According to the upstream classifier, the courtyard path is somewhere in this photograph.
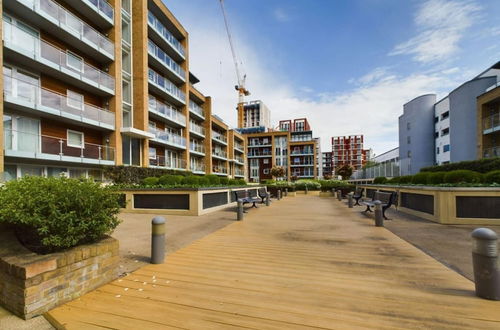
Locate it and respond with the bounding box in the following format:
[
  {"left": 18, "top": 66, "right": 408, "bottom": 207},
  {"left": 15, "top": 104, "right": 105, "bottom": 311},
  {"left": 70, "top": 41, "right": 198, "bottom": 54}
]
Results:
[{"left": 47, "top": 195, "right": 500, "bottom": 329}]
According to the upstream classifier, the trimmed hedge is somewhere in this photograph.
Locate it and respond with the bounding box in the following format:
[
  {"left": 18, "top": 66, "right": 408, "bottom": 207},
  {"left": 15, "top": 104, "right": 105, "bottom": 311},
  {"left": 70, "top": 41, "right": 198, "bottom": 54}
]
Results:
[
  {"left": 420, "top": 158, "right": 500, "bottom": 174},
  {"left": 138, "top": 174, "right": 246, "bottom": 188},
  {"left": 398, "top": 176, "right": 413, "bottom": 184},
  {"left": 104, "top": 166, "right": 188, "bottom": 185},
  {"left": 427, "top": 172, "right": 446, "bottom": 184},
  {"left": 443, "top": 170, "right": 482, "bottom": 184},
  {"left": 373, "top": 177, "right": 388, "bottom": 184},
  {"left": 411, "top": 172, "right": 430, "bottom": 184},
  {"left": 484, "top": 170, "right": 500, "bottom": 184}
]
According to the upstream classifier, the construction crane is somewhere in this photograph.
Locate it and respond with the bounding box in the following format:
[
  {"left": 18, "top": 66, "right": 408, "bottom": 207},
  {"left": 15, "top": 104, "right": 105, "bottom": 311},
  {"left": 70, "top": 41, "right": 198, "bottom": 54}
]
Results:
[{"left": 219, "top": 0, "right": 250, "bottom": 105}]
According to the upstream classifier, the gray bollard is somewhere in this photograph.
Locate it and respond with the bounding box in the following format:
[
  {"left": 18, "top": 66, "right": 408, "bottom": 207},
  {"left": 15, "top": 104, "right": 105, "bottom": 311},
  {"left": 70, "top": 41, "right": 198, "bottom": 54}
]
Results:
[
  {"left": 266, "top": 192, "right": 270, "bottom": 206},
  {"left": 237, "top": 199, "right": 244, "bottom": 221},
  {"left": 374, "top": 201, "right": 383, "bottom": 227},
  {"left": 337, "top": 190, "right": 342, "bottom": 201},
  {"left": 151, "top": 216, "right": 166, "bottom": 264},
  {"left": 277, "top": 189, "right": 282, "bottom": 200},
  {"left": 348, "top": 193, "right": 353, "bottom": 208},
  {"left": 284, "top": 188, "right": 288, "bottom": 197},
  {"left": 471, "top": 228, "right": 499, "bottom": 300},
  {"left": 305, "top": 186, "right": 308, "bottom": 194}
]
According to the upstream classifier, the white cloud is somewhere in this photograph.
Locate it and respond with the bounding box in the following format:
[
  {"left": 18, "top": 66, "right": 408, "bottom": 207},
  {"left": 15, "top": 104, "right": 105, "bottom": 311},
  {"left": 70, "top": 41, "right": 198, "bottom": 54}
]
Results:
[
  {"left": 273, "top": 7, "right": 290, "bottom": 22},
  {"left": 185, "top": 14, "right": 461, "bottom": 155},
  {"left": 390, "top": 0, "right": 481, "bottom": 63}
]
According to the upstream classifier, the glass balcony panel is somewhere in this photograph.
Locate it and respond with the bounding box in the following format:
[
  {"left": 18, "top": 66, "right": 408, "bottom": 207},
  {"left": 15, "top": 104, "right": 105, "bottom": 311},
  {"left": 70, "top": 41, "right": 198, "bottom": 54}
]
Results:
[
  {"left": 148, "top": 40, "right": 185, "bottom": 80},
  {"left": 147, "top": 11, "right": 185, "bottom": 57},
  {"left": 148, "top": 68, "right": 185, "bottom": 103},
  {"left": 189, "top": 101, "right": 205, "bottom": 118}
]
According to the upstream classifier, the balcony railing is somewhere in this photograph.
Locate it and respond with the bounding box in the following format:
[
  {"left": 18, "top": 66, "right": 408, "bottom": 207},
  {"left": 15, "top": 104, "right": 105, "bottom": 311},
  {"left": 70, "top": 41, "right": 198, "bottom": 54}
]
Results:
[
  {"left": 86, "top": 0, "right": 114, "bottom": 21},
  {"left": 212, "top": 149, "right": 227, "bottom": 159},
  {"left": 149, "top": 156, "right": 186, "bottom": 169},
  {"left": 291, "top": 149, "right": 314, "bottom": 155},
  {"left": 4, "top": 129, "right": 114, "bottom": 162},
  {"left": 212, "top": 165, "right": 228, "bottom": 174},
  {"left": 149, "top": 128, "right": 186, "bottom": 148},
  {"left": 212, "top": 131, "right": 227, "bottom": 143},
  {"left": 248, "top": 140, "right": 271, "bottom": 147},
  {"left": 188, "top": 101, "right": 205, "bottom": 118},
  {"left": 248, "top": 150, "right": 272, "bottom": 157},
  {"left": 147, "top": 39, "right": 185, "bottom": 80},
  {"left": 3, "top": 20, "right": 115, "bottom": 93},
  {"left": 235, "top": 168, "right": 245, "bottom": 177},
  {"left": 190, "top": 162, "right": 205, "bottom": 173},
  {"left": 147, "top": 11, "right": 185, "bottom": 58},
  {"left": 148, "top": 68, "right": 185, "bottom": 104},
  {"left": 4, "top": 75, "right": 114, "bottom": 128},
  {"left": 148, "top": 95, "right": 185, "bottom": 126},
  {"left": 483, "top": 113, "right": 500, "bottom": 132},
  {"left": 291, "top": 162, "right": 314, "bottom": 166},
  {"left": 235, "top": 156, "right": 244, "bottom": 164},
  {"left": 189, "top": 143, "right": 205, "bottom": 154},
  {"left": 483, "top": 146, "right": 499, "bottom": 159},
  {"left": 234, "top": 143, "right": 244, "bottom": 152},
  {"left": 20, "top": 0, "right": 114, "bottom": 58},
  {"left": 189, "top": 121, "right": 206, "bottom": 136}
]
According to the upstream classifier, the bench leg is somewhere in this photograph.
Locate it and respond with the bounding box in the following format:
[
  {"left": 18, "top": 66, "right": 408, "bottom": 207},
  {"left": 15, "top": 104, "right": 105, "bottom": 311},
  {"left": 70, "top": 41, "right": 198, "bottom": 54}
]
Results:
[
  {"left": 354, "top": 198, "right": 361, "bottom": 206},
  {"left": 363, "top": 206, "right": 372, "bottom": 213},
  {"left": 382, "top": 207, "right": 390, "bottom": 220},
  {"left": 252, "top": 202, "right": 258, "bottom": 208}
]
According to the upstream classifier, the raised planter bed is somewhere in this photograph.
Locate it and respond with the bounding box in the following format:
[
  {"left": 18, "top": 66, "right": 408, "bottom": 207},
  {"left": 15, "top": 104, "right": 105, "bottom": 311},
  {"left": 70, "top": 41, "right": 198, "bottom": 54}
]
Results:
[
  {"left": 357, "top": 184, "right": 500, "bottom": 225},
  {"left": 120, "top": 186, "right": 265, "bottom": 216},
  {"left": 0, "top": 227, "right": 119, "bottom": 319}
]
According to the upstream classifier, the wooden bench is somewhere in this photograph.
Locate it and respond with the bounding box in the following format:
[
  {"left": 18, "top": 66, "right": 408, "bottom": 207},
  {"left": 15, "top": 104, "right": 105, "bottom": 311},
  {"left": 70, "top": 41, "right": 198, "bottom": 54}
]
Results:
[
  {"left": 361, "top": 191, "right": 397, "bottom": 220},
  {"left": 257, "top": 187, "right": 268, "bottom": 203},
  {"left": 352, "top": 188, "right": 364, "bottom": 206},
  {"left": 234, "top": 190, "right": 260, "bottom": 210}
]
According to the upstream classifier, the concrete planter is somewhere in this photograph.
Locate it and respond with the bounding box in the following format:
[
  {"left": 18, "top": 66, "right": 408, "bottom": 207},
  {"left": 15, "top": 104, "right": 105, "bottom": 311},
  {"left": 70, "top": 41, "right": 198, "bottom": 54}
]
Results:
[
  {"left": 358, "top": 184, "right": 500, "bottom": 225},
  {"left": 287, "top": 191, "right": 297, "bottom": 197},
  {"left": 296, "top": 190, "right": 320, "bottom": 196},
  {"left": 0, "top": 229, "right": 119, "bottom": 319},
  {"left": 319, "top": 191, "right": 334, "bottom": 197}
]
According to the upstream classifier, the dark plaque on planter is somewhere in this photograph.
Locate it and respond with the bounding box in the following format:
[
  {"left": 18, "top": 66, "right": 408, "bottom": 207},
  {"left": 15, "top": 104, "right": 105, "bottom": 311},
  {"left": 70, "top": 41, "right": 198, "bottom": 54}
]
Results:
[
  {"left": 400, "top": 192, "right": 434, "bottom": 215},
  {"left": 203, "top": 192, "right": 228, "bottom": 209},
  {"left": 134, "top": 194, "right": 190, "bottom": 210},
  {"left": 456, "top": 196, "right": 500, "bottom": 219}
]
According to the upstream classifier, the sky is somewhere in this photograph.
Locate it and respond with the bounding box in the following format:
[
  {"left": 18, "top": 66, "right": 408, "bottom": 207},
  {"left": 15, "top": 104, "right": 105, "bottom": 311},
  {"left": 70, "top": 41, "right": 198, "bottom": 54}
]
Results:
[{"left": 165, "top": 0, "right": 500, "bottom": 156}]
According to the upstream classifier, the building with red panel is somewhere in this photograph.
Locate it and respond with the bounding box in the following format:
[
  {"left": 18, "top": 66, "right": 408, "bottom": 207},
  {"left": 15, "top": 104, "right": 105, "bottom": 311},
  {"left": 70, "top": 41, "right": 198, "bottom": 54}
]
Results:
[{"left": 331, "top": 135, "right": 369, "bottom": 172}]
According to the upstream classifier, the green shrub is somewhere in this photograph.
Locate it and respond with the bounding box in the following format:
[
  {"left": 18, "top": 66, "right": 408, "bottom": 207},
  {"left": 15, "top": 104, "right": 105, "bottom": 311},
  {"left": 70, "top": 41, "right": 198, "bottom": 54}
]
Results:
[
  {"left": 206, "top": 174, "right": 220, "bottom": 185},
  {"left": 236, "top": 179, "right": 247, "bottom": 186},
  {"left": 142, "top": 177, "right": 159, "bottom": 186},
  {"left": 411, "top": 173, "right": 430, "bottom": 184},
  {"left": 182, "top": 175, "right": 200, "bottom": 185},
  {"left": 0, "top": 177, "right": 121, "bottom": 254},
  {"left": 443, "top": 170, "right": 482, "bottom": 184},
  {"left": 387, "top": 177, "right": 400, "bottom": 184},
  {"left": 484, "top": 170, "right": 500, "bottom": 184},
  {"left": 399, "top": 176, "right": 413, "bottom": 184},
  {"left": 103, "top": 166, "right": 187, "bottom": 184},
  {"left": 373, "top": 177, "right": 388, "bottom": 184},
  {"left": 420, "top": 158, "right": 500, "bottom": 174},
  {"left": 295, "top": 179, "right": 321, "bottom": 191},
  {"left": 219, "top": 177, "right": 229, "bottom": 186},
  {"left": 158, "top": 175, "right": 176, "bottom": 186},
  {"left": 427, "top": 172, "right": 446, "bottom": 185},
  {"left": 198, "top": 177, "right": 210, "bottom": 186}
]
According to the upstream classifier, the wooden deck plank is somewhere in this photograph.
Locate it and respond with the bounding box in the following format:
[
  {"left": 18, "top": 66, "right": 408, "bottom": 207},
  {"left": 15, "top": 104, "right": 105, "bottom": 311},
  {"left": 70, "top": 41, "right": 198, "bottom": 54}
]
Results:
[{"left": 47, "top": 196, "right": 500, "bottom": 329}]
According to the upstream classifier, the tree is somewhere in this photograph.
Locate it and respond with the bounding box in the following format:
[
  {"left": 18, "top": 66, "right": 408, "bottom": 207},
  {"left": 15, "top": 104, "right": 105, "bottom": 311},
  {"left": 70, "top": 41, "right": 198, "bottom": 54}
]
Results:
[
  {"left": 336, "top": 164, "right": 354, "bottom": 180},
  {"left": 270, "top": 166, "right": 285, "bottom": 179}
]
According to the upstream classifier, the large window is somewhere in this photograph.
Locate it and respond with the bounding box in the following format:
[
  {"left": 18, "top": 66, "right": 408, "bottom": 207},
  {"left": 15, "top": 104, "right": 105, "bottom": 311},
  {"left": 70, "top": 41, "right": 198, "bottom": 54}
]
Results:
[{"left": 67, "top": 130, "right": 84, "bottom": 148}]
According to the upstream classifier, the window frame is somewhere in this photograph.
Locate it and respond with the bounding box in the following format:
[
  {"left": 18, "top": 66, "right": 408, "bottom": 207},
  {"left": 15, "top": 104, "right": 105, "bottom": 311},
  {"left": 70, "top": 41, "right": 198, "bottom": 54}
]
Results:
[
  {"left": 66, "top": 89, "right": 84, "bottom": 110},
  {"left": 66, "top": 51, "right": 84, "bottom": 72},
  {"left": 66, "top": 129, "right": 85, "bottom": 148}
]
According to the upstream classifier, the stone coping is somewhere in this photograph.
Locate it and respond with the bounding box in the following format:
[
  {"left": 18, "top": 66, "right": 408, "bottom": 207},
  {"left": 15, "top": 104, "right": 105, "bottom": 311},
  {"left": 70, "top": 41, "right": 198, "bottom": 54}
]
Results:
[
  {"left": 120, "top": 185, "right": 263, "bottom": 192},
  {"left": 358, "top": 184, "right": 500, "bottom": 192}
]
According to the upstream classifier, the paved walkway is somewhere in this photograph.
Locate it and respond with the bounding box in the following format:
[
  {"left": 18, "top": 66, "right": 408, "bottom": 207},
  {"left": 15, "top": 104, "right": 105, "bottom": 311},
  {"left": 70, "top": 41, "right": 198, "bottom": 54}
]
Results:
[{"left": 47, "top": 196, "right": 500, "bottom": 329}]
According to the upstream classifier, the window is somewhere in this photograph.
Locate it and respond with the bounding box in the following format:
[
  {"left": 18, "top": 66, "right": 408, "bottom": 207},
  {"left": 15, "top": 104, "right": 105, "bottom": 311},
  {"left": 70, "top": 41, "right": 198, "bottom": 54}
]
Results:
[
  {"left": 66, "top": 51, "right": 83, "bottom": 72},
  {"left": 122, "top": 79, "right": 131, "bottom": 104},
  {"left": 263, "top": 159, "right": 269, "bottom": 164},
  {"left": 441, "top": 111, "right": 449, "bottom": 120},
  {"left": 69, "top": 168, "right": 86, "bottom": 179},
  {"left": 434, "top": 116, "right": 439, "bottom": 123},
  {"left": 407, "top": 136, "right": 411, "bottom": 144},
  {"left": 67, "top": 90, "right": 83, "bottom": 110},
  {"left": 47, "top": 167, "right": 68, "bottom": 177},
  {"left": 67, "top": 130, "right": 84, "bottom": 148},
  {"left": 441, "top": 128, "right": 449, "bottom": 136},
  {"left": 407, "top": 150, "right": 411, "bottom": 158},
  {"left": 122, "top": 50, "right": 131, "bottom": 75},
  {"left": 436, "top": 147, "right": 440, "bottom": 154},
  {"left": 407, "top": 122, "right": 411, "bottom": 130},
  {"left": 443, "top": 144, "right": 450, "bottom": 152},
  {"left": 435, "top": 131, "right": 439, "bottom": 138},
  {"left": 149, "top": 147, "right": 157, "bottom": 159}
]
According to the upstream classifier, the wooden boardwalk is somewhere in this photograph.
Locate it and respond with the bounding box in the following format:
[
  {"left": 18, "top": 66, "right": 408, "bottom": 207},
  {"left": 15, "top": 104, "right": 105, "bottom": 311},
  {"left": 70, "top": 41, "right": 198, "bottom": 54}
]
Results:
[{"left": 47, "top": 196, "right": 500, "bottom": 329}]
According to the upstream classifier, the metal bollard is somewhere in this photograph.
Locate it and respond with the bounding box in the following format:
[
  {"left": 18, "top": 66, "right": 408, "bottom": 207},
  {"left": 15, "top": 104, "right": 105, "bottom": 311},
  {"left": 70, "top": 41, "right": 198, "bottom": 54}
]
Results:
[
  {"left": 374, "top": 201, "right": 384, "bottom": 227},
  {"left": 277, "top": 189, "right": 282, "bottom": 200},
  {"left": 151, "top": 216, "right": 166, "bottom": 264},
  {"left": 337, "top": 190, "right": 342, "bottom": 201},
  {"left": 284, "top": 188, "right": 288, "bottom": 197},
  {"left": 305, "top": 186, "right": 308, "bottom": 194},
  {"left": 237, "top": 199, "right": 244, "bottom": 221},
  {"left": 348, "top": 193, "right": 353, "bottom": 208},
  {"left": 471, "top": 228, "right": 499, "bottom": 300},
  {"left": 266, "top": 192, "right": 270, "bottom": 206}
]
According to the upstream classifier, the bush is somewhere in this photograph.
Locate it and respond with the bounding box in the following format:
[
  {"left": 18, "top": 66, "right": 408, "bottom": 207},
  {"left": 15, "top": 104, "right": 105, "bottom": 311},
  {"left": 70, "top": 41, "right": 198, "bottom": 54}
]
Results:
[
  {"left": 236, "top": 179, "right": 247, "bottom": 186},
  {"left": 399, "top": 176, "right": 413, "bottom": 184},
  {"left": 484, "top": 170, "right": 500, "bottom": 184},
  {"left": 387, "top": 177, "right": 400, "bottom": 184},
  {"left": 295, "top": 179, "right": 321, "bottom": 191},
  {"left": 206, "top": 174, "right": 220, "bottom": 185},
  {"left": 142, "top": 177, "right": 159, "bottom": 186},
  {"left": 182, "top": 175, "right": 200, "bottom": 185},
  {"left": 158, "top": 175, "right": 177, "bottom": 186},
  {"left": 198, "top": 177, "right": 210, "bottom": 186},
  {"left": 373, "top": 177, "right": 388, "bottom": 184},
  {"left": 103, "top": 166, "right": 187, "bottom": 184},
  {"left": 219, "top": 177, "right": 229, "bottom": 185},
  {"left": 0, "top": 177, "right": 121, "bottom": 254},
  {"left": 411, "top": 172, "right": 430, "bottom": 184},
  {"left": 420, "top": 158, "right": 500, "bottom": 174},
  {"left": 427, "top": 172, "right": 446, "bottom": 185},
  {"left": 443, "top": 170, "right": 483, "bottom": 184}
]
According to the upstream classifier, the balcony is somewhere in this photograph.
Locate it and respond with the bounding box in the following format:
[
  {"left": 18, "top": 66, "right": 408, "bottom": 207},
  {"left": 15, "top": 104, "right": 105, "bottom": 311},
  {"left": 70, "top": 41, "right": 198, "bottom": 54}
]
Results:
[
  {"left": 4, "top": 129, "right": 114, "bottom": 165},
  {"left": 212, "top": 131, "right": 227, "bottom": 145},
  {"left": 483, "top": 113, "right": 500, "bottom": 135},
  {"left": 190, "top": 162, "right": 205, "bottom": 174},
  {"left": 189, "top": 121, "right": 206, "bottom": 138},
  {"left": 189, "top": 143, "right": 205, "bottom": 156},
  {"left": 4, "top": 75, "right": 114, "bottom": 130},
  {"left": 248, "top": 140, "right": 272, "bottom": 147},
  {"left": 212, "top": 165, "right": 228, "bottom": 176},
  {"left": 234, "top": 156, "right": 244, "bottom": 164},
  {"left": 483, "top": 146, "right": 499, "bottom": 159},
  {"left": 148, "top": 68, "right": 185, "bottom": 105},
  {"left": 3, "top": 20, "right": 115, "bottom": 95},
  {"left": 149, "top": 156, "right": 186, "bottom": 170},
  {"left": 149, "top": 128, "right": 186, "bottom": 149},
  {"left": 212, "top": 149, "right": 227, "bottom": 160},
  {"left": 248, "top": 150, "right": 272, "bottom": 158},
  {"left": 59, "top": 0, "right": 114, "bottom": 28},
  {"left": 6, "top": 0, "right": 114, "bottom": 62},
  {"left": 234, "top": 143, "right": 244, "bottom": 153},
  {"left": 148, "top": 39, "right": 185, "bottom": 84},
  {"left": 148, "top": 95, "right": 186, "bottom": 127},
  {"left": 147, "top": 11, "right": 185, "bottom": 61},
  {"left": 234, "top": 168, "right": 245, "bottom": 177},
  {"left": 292, "top": 170, "right": 314, "bottom": 178},
  {"left": 291, "top": 149, "right": 314, "bottom": 156},
  {"left": 291, "top": 162, "right": 315, "bottom": 167},
  {"left": 189, "top": 101, "right": 205, "bottom": 120}
]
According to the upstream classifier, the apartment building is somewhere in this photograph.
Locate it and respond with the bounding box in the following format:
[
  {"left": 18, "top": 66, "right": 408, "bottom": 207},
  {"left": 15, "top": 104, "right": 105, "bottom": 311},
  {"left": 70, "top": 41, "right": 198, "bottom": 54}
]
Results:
[
  {"left": 331, "top": 135, "right": 369, "bottom": 172},
  {"left": 314, "top": 137, "right": 322, "bottom": 179},
  {"left": 477, "top": 64, "right": 500, "bottom": 159},
  {"left": 322, "top": 152, "right": 333, "bottom": 178},
  {"left": 228, "top": 129, "right": 246, "bottom": 179},
  {"left": 284, "top": 119, "right": 317, "bottom": 180},
  {"left": 237, "top": 100, "right": 271, "bottom": 133},
  {"left": 1, "top": 0, "right": 244, "bottom": 180}
]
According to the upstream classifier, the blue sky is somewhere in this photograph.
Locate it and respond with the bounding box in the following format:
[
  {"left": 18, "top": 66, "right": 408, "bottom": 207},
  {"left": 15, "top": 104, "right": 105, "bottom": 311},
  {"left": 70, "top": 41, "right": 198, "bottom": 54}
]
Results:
[{"left": 166, "top": 0, "right": 500, "bottom": 155}]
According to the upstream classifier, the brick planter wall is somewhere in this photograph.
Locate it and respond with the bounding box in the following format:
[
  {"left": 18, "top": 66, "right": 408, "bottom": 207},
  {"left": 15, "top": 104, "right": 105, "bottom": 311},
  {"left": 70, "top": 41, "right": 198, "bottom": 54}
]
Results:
[{"left": 0, "top": 228, "right": 119, "bottom": 319}]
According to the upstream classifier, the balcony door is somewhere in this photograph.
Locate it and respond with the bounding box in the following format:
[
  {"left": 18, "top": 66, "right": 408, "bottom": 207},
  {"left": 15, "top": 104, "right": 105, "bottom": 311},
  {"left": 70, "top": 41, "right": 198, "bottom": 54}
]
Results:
[
  {"left": 3, "top": 14, "right": 40, "bottom": 55},
  {"left": 3, "top": 66, "right": 40, "bottom": 103},
  {"left": 4, "top": 115, "right": 40, "bottom": 153}
]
